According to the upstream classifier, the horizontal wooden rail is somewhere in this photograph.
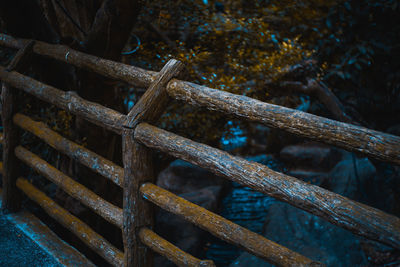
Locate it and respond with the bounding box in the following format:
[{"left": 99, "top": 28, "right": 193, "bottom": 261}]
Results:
[
  {"left": 139, "top": 227, "right": 216, "bottom": 267},
  {"left": 134, "top": 123, "right": 400, "bottom": 249},
  {"left": 0, "top": 66, "right": 125, "bottom": 134},
  {"left": 1, "top": 33, "right": 398, "bottom": 165},
  {"left": 13, "top": 113, "right": 123, "bottom": 187},
  {"left": 8, "top": 120, "right": 213, "bottom": 266},
  {"left": 15, "top": 146, "right": 123, "bottom": 228},
  {"left": 140, "top": 183, "right": 322, "bottom": 267},
  {"left": 0, "top": 33, "right": 156, "bottom": 87},
  {"left": 16, "top": 177, "right": 123, "bottom": 266},
  {"left": 167, "top": 80, "right": 400, "bottom": 165}
]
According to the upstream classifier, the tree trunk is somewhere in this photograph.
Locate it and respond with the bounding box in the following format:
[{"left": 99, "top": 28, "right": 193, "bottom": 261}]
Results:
[{"left": 0, "top": 0, "right": 141, "bottom": 261}]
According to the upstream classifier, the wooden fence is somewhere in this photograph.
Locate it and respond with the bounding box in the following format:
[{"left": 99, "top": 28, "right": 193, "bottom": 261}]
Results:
[{"left": 0, "top": 33, "right": 400, "bottom": 267}]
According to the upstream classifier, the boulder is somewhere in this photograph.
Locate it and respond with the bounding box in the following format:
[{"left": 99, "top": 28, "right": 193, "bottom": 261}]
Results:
[
  {"left": 230, "top": 202, "right": 367, "bottom": 267},
  {"left": 156, "top": 159, "right": 226, "bottom": 195},
  {"left": 280, "top": 142, "right": 341, "bottom": 171},
  {"left": 231, "top": 153, "right": 379, "bottom": 267},
  {"left": 322, "top": 152, "right": 376, "bottom": 199}
]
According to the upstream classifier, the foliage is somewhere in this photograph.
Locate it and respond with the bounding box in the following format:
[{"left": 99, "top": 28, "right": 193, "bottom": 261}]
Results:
[
  {"left": 127, "top": 0, "right": 317, "bottom": 147},
  {"left": 121, "top": 0, "right": 400, "bottom": 149}
]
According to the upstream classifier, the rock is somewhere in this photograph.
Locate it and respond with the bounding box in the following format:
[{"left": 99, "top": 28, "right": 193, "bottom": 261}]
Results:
[
  {"left": 154, "top": 160, "right": 227, "bottom": 266},
  {"left": 230, "top": 202, "right": 368, "bottom": 267},
  {"left": 322, "top": 152, "right": 376, "bottom": 199},
  {"left": 324, "top": 153, "right": 400, "bottom": 216},
  {"left": 231, "top": 153, "right": 379, "bottom": 267},
  {"left": 156, "top": 159, "right": 226, "bottom": 195},
  {"left": 280, "top": 142, "right": 341, "bottom": 171}
]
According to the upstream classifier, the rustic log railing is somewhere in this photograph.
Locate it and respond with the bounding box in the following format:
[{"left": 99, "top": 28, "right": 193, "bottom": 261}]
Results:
[
  {"left": 2, "top": 33, "right": 399, "bottom": 165},
  {"left": 0, "top": 33, "right": 400, "bottom": 266}
]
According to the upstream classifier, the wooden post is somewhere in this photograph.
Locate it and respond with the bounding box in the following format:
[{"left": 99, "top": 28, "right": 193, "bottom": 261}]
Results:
[
  {"left": 122, "top": 59, "right": 184, "bottom": 267},
  {"left": 1, "top": 41, "right": 34, "bottom": 212}
]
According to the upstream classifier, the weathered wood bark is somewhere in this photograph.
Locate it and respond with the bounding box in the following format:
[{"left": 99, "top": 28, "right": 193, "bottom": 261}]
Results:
[
  {"left": 13, "top": 113, "right": 124, "bottom": 187},
  {"left": 279, "top": 78, "right": 353, "bottom": 123},
  {"left": 1, "top": 41, "right": 34, "bottom": 212},
  {"left": 167, "top": 80, "right": 400, "bottom": 165},
  {"left": 122, "top": 130, "right": 153, "bottom": 267},
  {"left": 140, "top": 183, "right": 322, "bottom": 267},
  {"left": 0, "top": 66, "right": 125, "bottom": 134},
  {"left": 138, "top": 227, "right": 216, "bottom": 267},
  {"left": 1, "top": 1, "right": 142, "bottom": 246},
  {"left": 124, "top": 59, "right": 185, "bottom": 128},
  {"left": 15, "top": 146, "right": 123, "bottom": 228},
  {"left": 134, "top": 123, "right": 400, "bottom": 250},
  {"left": 72, "top": 1, "right": 142, "bottom": 213},
  {"left": 2, "top": 33, "right": 396, "bottom": 165},
  {"left": 1, "top": 3, "right": 142, "bottom": 263},
  {"left": 12, "top": 113, "right": 223, "bottom": 266},
  {"left": 16, "top": 178, "right": 123, "bottom": 266},
  {"left": 0, "top": 33, "right": 155, "bottom": 87},
  {"left": 122, "top": 59, "right": 184, "bottom": 267}
]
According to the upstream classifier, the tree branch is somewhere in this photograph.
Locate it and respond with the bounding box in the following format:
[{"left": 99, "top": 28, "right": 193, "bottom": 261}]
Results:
[
  {"left": 84, "top": 0, "right": 142, "bottom": 60},
  {"left": 279, "top": 79, "right": 353, "bottom": 123}
]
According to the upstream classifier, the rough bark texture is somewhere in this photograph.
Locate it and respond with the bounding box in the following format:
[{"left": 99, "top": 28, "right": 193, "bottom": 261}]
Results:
[
  {"left": 140, "top": 183, "right": 322, "bottom": 267},
  {"left": 0, "top": 66, "right": 125, "bottom": 134},
  {"left": 13, "top": 113, "right": 124, "bottom": 187},
  {"left": 13, "top": 112, "right": 222, "bottom": 266},
  {"left": 139, "top": 227, "right": 216, "bottom": 267},
  {"left": 167, "top": 80, "right": 400, "bottom": 165},
  {"left": 1, "top": 2, "right": 142, "bottom": 252},
  {"left": 122, "top": 59, "right": 184, "bottom": 267},
  {"left": 15, "top": 146, "right": 123, "bottom": 229},
  {"left": 72, "top": 0, "right": 141, "bottom": 200},
  {"left": 1, "top": 41, "right": 35, "bottom": 212},
  {"left": 0, "top": 33, "right": 156, "bottom": 87},
  {"left": 134, "top": 123, "right": 400, "bottom": 250},
  {"left": 124, "top": 59, "right": 185, "bottom": 128},
  {"left": 122, "top": 130, "right": 154, "bottom": 267},
  {"left": 16, "top": 178, "right": 123, "bottom": 266}
]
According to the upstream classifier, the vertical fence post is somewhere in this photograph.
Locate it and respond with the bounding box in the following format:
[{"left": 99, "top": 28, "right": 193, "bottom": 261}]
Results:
[
  {"left": 1, "top": 41, "right": 34, "bottom": 212},
  {"left": 122, "top": 59, "right": 184, "bottom": 267}
]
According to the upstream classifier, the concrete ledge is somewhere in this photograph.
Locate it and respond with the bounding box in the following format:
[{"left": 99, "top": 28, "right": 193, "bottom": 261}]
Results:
[{"left": 1, "top": 188, "right": 96, "bottom": 266}]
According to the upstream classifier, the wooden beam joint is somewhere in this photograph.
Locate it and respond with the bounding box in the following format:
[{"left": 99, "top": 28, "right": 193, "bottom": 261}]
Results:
[{"left": 122, "top": 59, "right": 184, "bottom": 267}]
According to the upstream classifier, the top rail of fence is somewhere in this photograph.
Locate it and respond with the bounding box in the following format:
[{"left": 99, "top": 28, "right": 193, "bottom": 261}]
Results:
[{"left": 1, "top": 33, "right": 398, "bottom": 165}]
